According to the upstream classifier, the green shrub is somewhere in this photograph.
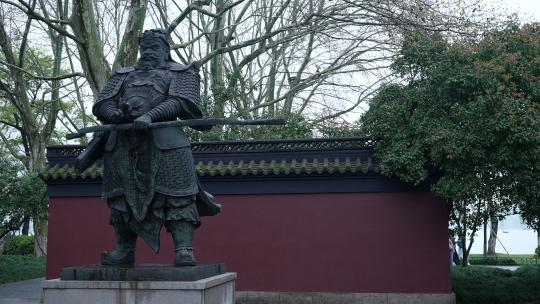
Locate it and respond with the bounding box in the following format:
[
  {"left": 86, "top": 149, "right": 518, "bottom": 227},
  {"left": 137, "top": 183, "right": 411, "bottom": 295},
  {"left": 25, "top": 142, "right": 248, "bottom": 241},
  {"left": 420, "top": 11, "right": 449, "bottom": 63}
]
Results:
[
  {"left": 535, "top": 246, "right": 540, "bottom": 258},
  {"left": 452, "top": 265, "right": 540, "bottom": 304},
  {"left": 3, "top": 235, "right": 35, "bottom": 255},
  {"left": 0, "top": 255, "right": 45, "bottom": 284},
  {"left": 469, "top": 256, "right": 517, "bottom": 266}
]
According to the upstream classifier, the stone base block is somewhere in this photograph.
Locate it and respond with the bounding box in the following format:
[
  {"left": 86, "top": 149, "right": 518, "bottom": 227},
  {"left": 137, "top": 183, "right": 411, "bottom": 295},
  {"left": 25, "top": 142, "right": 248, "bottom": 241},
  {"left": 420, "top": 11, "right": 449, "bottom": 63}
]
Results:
[
  {"left": 236, "top": 291, "right": 455, "bottom": 304},
  {"left": 61, "top": 264, "right": 225, "bottom": 281},
  {"left": 42, "top": 273, "right": 236, "bottom": 304}
]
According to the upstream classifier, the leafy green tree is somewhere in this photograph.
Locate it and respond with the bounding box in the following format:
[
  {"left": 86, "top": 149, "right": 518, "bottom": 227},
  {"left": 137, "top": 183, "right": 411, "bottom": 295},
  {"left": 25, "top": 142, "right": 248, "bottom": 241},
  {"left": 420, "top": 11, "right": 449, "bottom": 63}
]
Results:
[
  {"left": 520, "top": 201, "right": 540, "bottom": 248},
  {"left": 0, "top": 45, "right": 81, "bottom": 255},
  {"left": 362, "top": 24, "right": 540, "bottom": 265},
  {"left": 521, "top": 203, "right": 540, "bottom": 232},
  {"left": 0, "top": 157, "right": 47, "bottom": 242},
  {"left": 3, "top": 235, "right": 35, "bottom": 255},
  {"left": 316, "top": 119, "right": 364, "bottom": 138}
]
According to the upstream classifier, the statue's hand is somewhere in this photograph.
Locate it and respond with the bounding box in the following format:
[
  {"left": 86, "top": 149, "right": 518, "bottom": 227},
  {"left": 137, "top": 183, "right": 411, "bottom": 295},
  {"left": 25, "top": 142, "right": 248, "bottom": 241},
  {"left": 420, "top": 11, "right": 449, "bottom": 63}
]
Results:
[
  {"left": 133, "top": 114, "right": 152, "bottom": 129},
  {"left": 110, "top": 110, "right": 126, "bottom": 124}
]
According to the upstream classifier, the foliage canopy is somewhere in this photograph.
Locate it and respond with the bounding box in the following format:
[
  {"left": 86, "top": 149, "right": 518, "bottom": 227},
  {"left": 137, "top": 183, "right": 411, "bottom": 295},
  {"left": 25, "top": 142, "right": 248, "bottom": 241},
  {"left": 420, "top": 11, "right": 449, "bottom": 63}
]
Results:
[
  {"left": 364, "top": 23, "right": 540, "bottom": 206},
  {"left": 362, "top": 24, "right": 540, "bottom": 256},
  {"left": 0, "top": 157, "right": 47, "bottom": 240}
]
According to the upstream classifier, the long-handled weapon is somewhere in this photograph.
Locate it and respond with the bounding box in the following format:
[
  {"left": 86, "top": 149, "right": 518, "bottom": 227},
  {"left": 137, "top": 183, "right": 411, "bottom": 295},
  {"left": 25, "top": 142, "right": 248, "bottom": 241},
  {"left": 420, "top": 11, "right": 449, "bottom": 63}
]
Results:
[{"left": 66, "top": 118, "right": 286, "bottom": 140}]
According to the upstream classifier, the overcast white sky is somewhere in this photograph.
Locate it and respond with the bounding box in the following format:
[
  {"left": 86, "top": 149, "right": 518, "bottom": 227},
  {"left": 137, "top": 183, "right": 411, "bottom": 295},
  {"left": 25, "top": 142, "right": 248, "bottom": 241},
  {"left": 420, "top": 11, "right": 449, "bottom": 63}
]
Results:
[{"left": 500, "top": 0, "right": 540, "bottom": 22}]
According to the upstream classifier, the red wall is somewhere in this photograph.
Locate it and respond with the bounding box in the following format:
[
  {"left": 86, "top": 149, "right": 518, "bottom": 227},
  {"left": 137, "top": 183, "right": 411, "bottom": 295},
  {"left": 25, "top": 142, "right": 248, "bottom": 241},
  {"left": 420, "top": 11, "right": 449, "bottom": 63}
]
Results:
[{"left": 46, "top": 193, "right": 450, "bottom": 293}]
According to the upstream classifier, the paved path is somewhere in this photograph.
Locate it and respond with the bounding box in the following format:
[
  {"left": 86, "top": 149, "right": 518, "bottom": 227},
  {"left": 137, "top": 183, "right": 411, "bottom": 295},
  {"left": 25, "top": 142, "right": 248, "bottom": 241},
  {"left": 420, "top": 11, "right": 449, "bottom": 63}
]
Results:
[
  {"left": 0, "top": 278, "right": 42, "bottom": 304},
  {"left": 482, "top": 265, "right": 521, "bottom": 271}
]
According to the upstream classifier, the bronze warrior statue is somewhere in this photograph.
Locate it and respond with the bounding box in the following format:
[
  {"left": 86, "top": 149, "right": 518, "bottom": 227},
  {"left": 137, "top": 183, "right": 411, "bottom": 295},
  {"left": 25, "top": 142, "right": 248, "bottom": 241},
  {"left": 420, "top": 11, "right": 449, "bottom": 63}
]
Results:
[{"left": 85, "top": 29, "right": 221, "bottom": 266}]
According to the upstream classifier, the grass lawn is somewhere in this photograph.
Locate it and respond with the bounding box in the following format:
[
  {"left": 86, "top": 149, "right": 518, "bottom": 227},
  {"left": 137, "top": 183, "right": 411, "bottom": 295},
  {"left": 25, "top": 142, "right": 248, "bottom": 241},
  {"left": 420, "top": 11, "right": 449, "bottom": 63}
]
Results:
[
  {"left": 469, "top": 253, "right": 539, "bottom": 265},
  {"left": 0, "top": 255, "right": 46, "bottom": 284},
  {"left": 452, "top": 265, "right": 540, "bottom": 304},
  {"left": 470, "top": 253, "right": 535, "bottom": 258}
]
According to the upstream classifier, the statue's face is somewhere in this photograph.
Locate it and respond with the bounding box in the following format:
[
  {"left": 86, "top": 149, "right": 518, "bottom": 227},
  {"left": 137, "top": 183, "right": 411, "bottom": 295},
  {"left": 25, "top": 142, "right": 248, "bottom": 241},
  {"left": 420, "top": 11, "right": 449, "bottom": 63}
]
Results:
[{"left": 139, "top": 37, "right": 168, "bottom": 63}]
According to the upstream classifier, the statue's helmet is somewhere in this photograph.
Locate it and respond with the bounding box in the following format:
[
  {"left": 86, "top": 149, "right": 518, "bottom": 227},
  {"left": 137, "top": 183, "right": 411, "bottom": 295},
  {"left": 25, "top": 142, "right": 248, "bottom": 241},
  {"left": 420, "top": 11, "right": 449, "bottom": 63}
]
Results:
[
  {"left": 138, "top": 29, "right": 173, "bottom": 61},
  {"left": 139, "top": 29, "right": 170, "bottom": 48}
]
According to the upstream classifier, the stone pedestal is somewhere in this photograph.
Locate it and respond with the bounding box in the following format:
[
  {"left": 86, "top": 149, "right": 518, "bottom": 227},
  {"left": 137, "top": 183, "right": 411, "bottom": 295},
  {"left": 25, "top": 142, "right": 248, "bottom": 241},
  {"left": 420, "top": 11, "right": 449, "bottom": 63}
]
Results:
[
  {"left": 42, "top": 272, "right": 236, "bottom": 304},
  {"left": 61, "top": 264, "right": 226, "bottom": 281}
]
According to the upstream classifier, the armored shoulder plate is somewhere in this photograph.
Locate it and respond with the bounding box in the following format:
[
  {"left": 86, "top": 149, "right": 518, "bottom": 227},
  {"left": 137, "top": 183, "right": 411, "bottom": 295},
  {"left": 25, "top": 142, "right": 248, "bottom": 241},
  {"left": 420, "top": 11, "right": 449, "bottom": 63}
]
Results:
[
  {"left": 169, "top": 61, "right": 199, "bottom": 72},
  {"left": 95, "top": 72, "right": 129, "bottom": 104},
  {"left": 115, "top": 66, "right": 136, "bottom": 74},
  {"left": 169, "top": 61, "right": 201, "bottom": 107}
]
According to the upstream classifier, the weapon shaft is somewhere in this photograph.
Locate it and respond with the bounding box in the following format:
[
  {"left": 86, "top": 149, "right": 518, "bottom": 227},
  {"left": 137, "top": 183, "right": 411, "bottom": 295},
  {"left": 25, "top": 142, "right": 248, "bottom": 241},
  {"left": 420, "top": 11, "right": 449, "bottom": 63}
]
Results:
[{"left": 66, "top": 118, "right": 286, "bottom": 140}]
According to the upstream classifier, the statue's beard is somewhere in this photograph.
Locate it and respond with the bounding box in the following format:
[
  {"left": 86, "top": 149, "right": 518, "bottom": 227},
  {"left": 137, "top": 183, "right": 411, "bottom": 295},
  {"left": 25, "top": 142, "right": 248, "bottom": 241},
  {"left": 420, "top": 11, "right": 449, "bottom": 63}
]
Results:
[{"left": 137, "top": 53, "right": 166, "bottom": 69}]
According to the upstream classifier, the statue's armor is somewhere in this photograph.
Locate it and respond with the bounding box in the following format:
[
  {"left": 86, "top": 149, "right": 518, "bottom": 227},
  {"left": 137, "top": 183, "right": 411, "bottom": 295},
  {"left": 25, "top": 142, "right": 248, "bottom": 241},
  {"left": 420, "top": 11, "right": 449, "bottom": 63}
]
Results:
[
  {"left": 122, "top": 70, "right": 168, "bottom": 116},
  {"left": 92, "top": 62, "right": 220, "bottom": 252}
]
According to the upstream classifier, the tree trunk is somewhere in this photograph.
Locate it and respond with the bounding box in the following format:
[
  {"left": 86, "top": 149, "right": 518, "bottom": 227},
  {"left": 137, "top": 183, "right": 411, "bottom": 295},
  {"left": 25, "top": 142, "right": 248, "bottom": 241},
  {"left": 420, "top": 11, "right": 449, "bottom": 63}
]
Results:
[
  {"left": 21, "top": 219, "right": 30, "bottom": 235},
  {"left": 33, "top": 220, "right": 47, "bottom": 257},
  {"left": 488, "top": 216, "right": 498, "bottom": 255},
  {"left": 460, "top": 235, "right": 468, "bottom": 266},
  {"left": 459, "top": 203, "right": 468, "bottom": 266},
  {"left": 32, "top": 30, "right": 65, "bottom": 257},
  {"left": 210, "top": 0, "right": 226, "bottom": 118},
  {"left": 113, "top": 0, "right": 148, "bottom": 68},
  {"left": 483, "top": 216, "right": 487, "bottom": 256},
  {"left": 28, "top": 138, "right": 48, "bottom": 256},
  {"left": 70, "top": 0, "right": 112, "bottom": 95},
  {"left": 266, "top": 46, "right": 279, "bottom": 117}
]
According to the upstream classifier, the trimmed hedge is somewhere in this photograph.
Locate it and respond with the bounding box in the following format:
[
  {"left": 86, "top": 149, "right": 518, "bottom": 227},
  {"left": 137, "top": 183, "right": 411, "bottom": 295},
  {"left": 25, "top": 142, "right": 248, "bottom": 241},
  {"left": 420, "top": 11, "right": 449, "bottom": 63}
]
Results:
[
  {"left": 0, "top": 255, "right": 45, "bottom": 284},
  {"left": 452, "top": 265, "right": 540, "bottom": 304},
  {"left": 2, "top": 235, "right": 34, "bottom": 255},
  {"left": 469, "top": 256, "right": 517, "bottom": 266}
]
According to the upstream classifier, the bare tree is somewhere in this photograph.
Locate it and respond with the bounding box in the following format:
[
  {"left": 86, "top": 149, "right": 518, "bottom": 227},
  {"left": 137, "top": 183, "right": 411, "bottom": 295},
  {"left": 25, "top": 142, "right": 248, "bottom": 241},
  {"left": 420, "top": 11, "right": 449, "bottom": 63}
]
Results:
[
  {"left": 155, "top": 0, "right": 504, "bottom": 129},
  {"left": 2, "top": 0, "right": 505, "bottom": 124},
  {"left": 0, "top": 0, "right": 84, "bottom": 255}
]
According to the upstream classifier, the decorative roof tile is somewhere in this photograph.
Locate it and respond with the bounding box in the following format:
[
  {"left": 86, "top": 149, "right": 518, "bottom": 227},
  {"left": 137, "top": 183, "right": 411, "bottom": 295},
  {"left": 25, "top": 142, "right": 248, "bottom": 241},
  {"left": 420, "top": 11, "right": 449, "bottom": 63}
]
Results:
[
  {"left": 41, "top": 157, "right": 379, "bottom": 181},
  {"left": 42, "top": 137, "right": 377, "bottom": 181}
]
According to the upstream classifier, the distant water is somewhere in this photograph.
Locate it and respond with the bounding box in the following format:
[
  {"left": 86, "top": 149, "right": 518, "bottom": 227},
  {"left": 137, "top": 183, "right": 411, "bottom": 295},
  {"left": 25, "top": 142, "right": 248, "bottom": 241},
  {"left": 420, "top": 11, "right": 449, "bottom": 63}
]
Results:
[
  {"left": 467, "top": 214, "right": 538, "bottom": 254},
  {"left": 469, "top": 229, "right": 538, "bottom": 254}
]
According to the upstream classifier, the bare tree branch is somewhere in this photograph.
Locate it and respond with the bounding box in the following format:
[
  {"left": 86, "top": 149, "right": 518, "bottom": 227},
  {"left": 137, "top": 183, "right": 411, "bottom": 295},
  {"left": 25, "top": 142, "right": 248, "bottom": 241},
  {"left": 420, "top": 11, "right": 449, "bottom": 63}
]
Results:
[
  {"left": 0, "top": 60, "right": 84, "bottom": 80},
  {"left": 0, "top": 119, "right": 23, "bottom": 132},
  {"left": 0, "top": 0, "right": 82, "bottom": 42},
  {"left": 166, "top": 0, "right": 211, "bottom": 34}
]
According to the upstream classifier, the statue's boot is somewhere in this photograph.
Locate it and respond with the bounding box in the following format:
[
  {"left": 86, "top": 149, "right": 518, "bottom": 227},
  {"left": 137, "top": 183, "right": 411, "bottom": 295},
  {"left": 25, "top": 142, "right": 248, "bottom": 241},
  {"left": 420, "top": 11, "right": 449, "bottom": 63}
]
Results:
[
  {"left": 101, "top": 211, "right": 137, "bottom": 265},
  {"left": 167, "top": 221, "right": 196, "bottom": 267}
]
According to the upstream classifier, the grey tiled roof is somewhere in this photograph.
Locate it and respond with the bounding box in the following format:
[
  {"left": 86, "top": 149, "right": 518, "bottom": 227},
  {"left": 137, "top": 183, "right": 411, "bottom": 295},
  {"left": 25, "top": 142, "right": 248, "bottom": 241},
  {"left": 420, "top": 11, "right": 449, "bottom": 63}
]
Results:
[
  {"left": 42, "top": 137, "right": 377, "bottom": 181},
  {"left": 41, "top": 157, "right": 379, "bottom": 180}
]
